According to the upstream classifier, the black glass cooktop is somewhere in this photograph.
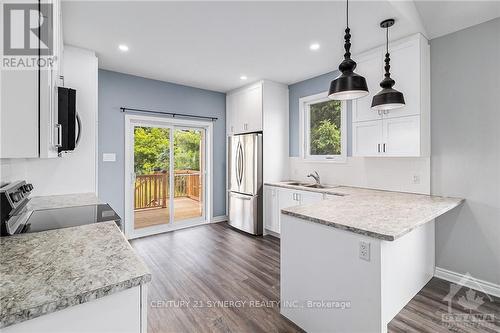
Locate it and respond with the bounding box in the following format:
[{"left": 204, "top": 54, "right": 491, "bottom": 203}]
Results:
[{"left": 24, "top": 204, "right": 121, "bottom": 233}]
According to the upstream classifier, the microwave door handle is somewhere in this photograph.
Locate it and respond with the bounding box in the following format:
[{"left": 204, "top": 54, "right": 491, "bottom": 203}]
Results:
[
  {"left": 55, "top": 123, "right": 62, "bottom": 147},
  {"left": 75, "top": 112, "right": 82, "bottom": 148}
]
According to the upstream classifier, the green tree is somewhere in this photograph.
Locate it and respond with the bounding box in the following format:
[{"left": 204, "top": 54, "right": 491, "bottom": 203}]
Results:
[
  {"left": 134, "top": 127, "right": 170, "bottom": 175},
  {"left": 174, "top": 130, "right": 201, "bottom": 171},
  {"left": 309, "top": 100, "right": 342, "bottom": 155},
  {"left": 134, "top": 127, "right": 202, "bottom": 175}
]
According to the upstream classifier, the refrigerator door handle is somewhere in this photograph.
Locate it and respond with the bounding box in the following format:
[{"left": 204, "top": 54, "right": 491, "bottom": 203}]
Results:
[
  {"left": 238, "top": 142, "right": 244, "bottom": 186},
  {"left": 235, "top": 141, "right": 241, "bottom": 187},
  {"left": 230, "top": 192, "right": 252, "bottom": 200}
]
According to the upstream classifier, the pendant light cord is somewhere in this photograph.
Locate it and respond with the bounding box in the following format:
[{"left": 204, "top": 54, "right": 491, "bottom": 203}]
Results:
[
  {"left": 343, "top": 0, "right": 351, "bottom": 61},
  {"left": 384, "top": 24, "right": 391, "bottom": 78},
  {"left": 346, "top": 0, "right": 349, "bottom": 28}
]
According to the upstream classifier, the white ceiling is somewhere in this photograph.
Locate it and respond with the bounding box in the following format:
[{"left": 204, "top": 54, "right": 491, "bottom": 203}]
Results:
[
  {"left": 62, "top": 1, "right": 500, "bottom": 92},
  {"left": 414, "top": 1, "right": 500, "bottom": 40}
]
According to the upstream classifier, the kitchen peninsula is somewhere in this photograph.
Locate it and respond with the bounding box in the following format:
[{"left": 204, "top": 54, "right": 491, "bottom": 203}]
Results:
[{"left": 276, "top": 184, "right": 463, "bottom": 333}]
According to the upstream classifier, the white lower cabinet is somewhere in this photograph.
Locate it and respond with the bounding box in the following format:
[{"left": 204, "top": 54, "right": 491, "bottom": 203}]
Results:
[
  {"left": 3, "top": 285, "right": 147, "bottom": 333},
  {"left": 264, "top": 186, "right": 324, "bottom": 235},
  {"left": 264, "top": 187, "right": 280, "bottom": 234}
]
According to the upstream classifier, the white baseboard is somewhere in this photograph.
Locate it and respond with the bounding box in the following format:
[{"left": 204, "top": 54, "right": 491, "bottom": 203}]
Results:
[
  {"left": 212, "top": 215, "right": 227, "bottom": 223},
  {"left": 264, "top": 229, "right": 280, "bottom": 238},
  {"left": 434, "top": 267, "right": 500, "bottom": 298}
]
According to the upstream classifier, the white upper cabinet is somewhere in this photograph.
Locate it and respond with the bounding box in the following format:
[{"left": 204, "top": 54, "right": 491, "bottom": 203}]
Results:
[
  {"left": 1, "top": 0, "right": 63, "bottom": 159},
  {"left": 383, "top": 115, "right": 420, "bottom": 156},
  {"left": 382, "top": 39, "right": 421, "bottom": 119},
  {"left": 352, "top": 120, "right": 383, "bottom": 157},
  {"left": 351, "top": 34, "right": 430, "bottom": 157},
  {"left": 352, "top": 54, "right": 384, "bottom": 122},
  {"left": 226, "top": 82, "right": 263, "bottom": 135}
]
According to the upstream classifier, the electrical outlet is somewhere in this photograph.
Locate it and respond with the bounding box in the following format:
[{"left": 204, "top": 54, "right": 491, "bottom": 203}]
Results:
[
  {"left": 359, "top": 241, "right": 370, "bottom": 261},
  {"left": 412, "top": 174, "right": 420, "bottom": 184}
]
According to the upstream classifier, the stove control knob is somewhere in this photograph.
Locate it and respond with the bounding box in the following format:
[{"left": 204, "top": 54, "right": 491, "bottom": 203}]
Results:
[{"left": 10, "top": 192, "right": 21, "bottom": 202}]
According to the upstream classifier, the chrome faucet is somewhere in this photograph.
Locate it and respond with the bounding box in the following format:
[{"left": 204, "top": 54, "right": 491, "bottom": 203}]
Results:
[{"left": 307, "top": 171, "right": 321, "bottom": 185}]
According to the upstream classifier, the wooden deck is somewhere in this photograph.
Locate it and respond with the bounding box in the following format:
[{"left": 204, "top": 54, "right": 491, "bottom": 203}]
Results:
[{"left": 134, "top": 197, "right": 202, "bottom": 229}]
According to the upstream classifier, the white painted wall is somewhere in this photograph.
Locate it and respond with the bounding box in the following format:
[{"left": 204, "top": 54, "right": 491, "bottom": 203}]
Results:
[
  {"left": 0, "top": 46, "right": 98, "bottom": 196},
  {"left": 288, "top": 156, "right": 430, "bottom": 195}
]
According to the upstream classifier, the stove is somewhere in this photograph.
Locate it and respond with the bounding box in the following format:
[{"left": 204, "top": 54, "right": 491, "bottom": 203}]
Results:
[{"left": 0, "top": 181, "right": 121, "bottom": 236}]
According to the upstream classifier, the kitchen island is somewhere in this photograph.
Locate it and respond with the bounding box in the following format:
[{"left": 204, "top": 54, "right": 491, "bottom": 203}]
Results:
[
  {"left": 0, "top": 222, "right": 151, "bottom": 332},
  {"left": 277, "top": 185, "right": 463, "bottom": 333}
]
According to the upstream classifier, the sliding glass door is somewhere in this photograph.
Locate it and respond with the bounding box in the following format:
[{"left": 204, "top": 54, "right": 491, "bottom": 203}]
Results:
[
  {"left": 125, "top": 115, "right": 211, "bottom": 239},
  {"left": 173, "top": 128, "right": 205, "bottom": 222}
]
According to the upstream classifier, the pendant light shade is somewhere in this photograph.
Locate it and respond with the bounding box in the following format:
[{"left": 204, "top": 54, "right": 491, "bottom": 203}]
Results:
[
  {"left": 371, "top": 19, "right": 405, "bottom": 111},
  {"left": 328, "top": 0, "right": 369, "bottom": 101}
]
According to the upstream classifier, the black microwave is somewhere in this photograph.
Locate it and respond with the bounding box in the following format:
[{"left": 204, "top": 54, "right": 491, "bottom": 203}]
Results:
[{"left": 57, "top": 87, "right": 80, "bottom": 153}]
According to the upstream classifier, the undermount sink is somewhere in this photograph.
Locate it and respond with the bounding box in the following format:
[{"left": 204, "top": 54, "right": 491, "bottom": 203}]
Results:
[
  {"left": 284, "top": 181, "right": 313, "bottom": 186},
  {"left": 283, "top": 181, "right": 336, "bottom": 189},
  {"left": 304, "top": 184, "right": 331, "bottom": 189}
]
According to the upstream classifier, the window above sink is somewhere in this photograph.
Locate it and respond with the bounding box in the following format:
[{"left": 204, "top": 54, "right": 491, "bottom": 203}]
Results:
[{"left": 299, "top": 92, "right": 347, "bottom": 163}]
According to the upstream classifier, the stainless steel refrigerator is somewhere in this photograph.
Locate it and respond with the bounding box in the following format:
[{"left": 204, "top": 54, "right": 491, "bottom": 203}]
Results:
[{"left": 227, "top": 133, "right": 263, "bottom": 235}]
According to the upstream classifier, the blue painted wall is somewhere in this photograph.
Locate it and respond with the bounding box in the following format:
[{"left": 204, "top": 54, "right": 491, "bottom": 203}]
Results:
[
  {"left": 288, "top": 70, "right": 352, "bottom": 157},
  {"left": 98, "top": 70, "right": 226, "bottom": 219}
]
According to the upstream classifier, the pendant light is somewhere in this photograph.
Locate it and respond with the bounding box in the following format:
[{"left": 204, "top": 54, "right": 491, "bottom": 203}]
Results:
[
  {"left": 371, "top": 19, "right": 405, "bottom": 110},
  {"left": 328, "top": 0, "right": 369, "bottom": 100}
]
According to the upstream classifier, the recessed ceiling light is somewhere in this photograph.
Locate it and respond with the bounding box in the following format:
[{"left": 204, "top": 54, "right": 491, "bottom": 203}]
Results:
[
  {"left": 118, "top": 44, "right": 129, "bottom": 52},
  {"left": 240, "top": 75, "right": 248, "bottom": 80},
  {"left": 310, "top": 43, "right": 320, "bottom": 51}
]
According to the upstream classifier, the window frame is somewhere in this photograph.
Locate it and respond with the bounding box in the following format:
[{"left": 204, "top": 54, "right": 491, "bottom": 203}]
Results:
[{"left": 299, "top": 92, "right": 347, "bottom": 163}]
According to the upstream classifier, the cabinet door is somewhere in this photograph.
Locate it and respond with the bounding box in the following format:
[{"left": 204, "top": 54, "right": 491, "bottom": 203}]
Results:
[
  {"left": 383, "top": 39, "right": 420, "bottom": 119},
  {"left": 226, "top": 93, "right": 236, "bottom": 135},
  {"left": 264, "top": 186, "right": 279, "bottom": 233},
  {"left": 352, "top": 120, "right": 383, "bottom": 157},
  {"left": 241, "top": 83, "right": 263, "bottom": 132},
  {"left": 228, "top": 83, "right": 263, "bottom": 134},
  {"left": 278, "top": 188, "right": 298, "bottom": 211},
  {"left": 0, "top": 71, "right": 39, "bottom": 158},
  {"left": 383, "top": 115, "right": 420, "bottom": 156},
  {"left": 298, "top": 191, "right": 323, "bottom": 205},
  {"left": 352, "top": 52, "right": 384, "bottom": 122}
]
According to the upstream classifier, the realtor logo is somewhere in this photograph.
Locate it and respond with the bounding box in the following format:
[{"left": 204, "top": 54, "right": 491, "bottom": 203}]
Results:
[
  {"left": 442, "top": 273, "right": 495, "bottom": 330},
  {"left": 3, "top": 3, "right": 53, "bottom": 56}
]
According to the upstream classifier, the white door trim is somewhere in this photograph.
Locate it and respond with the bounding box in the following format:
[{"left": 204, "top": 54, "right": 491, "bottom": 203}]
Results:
[{"left": 124, "top": 113, "right": 213, "bottom": 239}]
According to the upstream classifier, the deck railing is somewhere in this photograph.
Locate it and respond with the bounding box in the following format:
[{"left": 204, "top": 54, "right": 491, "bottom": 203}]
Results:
[{"left": 134, "top": 171, "right": 201, "bottom": 210}]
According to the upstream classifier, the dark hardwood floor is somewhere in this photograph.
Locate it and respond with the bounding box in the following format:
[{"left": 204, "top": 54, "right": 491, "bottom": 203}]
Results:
[{"left": 131, "top": 222, "right": 500, "bottom": 333}]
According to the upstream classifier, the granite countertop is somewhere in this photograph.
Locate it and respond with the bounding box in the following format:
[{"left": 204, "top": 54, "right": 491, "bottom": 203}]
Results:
[
  {"left": 0, "top": 222, "right": 151, "bottom": 329},
  {"left": 267, "top": 182, "right": 464, "bottom": 241},
  {"left": 27, "top": 192, "right": 101, "bottom": 211}
]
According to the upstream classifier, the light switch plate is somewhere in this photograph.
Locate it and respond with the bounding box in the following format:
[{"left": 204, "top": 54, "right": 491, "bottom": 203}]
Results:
[{"left": 102, "top": 153, "right": 116, "bottom": 162}]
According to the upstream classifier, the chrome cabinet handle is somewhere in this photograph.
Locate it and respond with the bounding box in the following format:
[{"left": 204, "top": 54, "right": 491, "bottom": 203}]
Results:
[
  {"left": 378, "top": 110, "right": 382, "bottom": 116},
  {"left": 377, "top": 143, "right": 381, "bottom": 153},
  {"left": 383, "top": 143, "right": 387, "bottom": 153}
]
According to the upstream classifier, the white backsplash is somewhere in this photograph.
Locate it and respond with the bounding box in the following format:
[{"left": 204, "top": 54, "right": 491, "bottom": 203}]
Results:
[{"left": 289, "top": 156, "right": 430, "bottom": 194}]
